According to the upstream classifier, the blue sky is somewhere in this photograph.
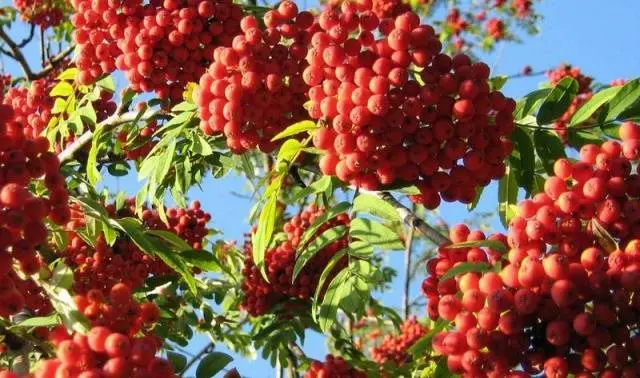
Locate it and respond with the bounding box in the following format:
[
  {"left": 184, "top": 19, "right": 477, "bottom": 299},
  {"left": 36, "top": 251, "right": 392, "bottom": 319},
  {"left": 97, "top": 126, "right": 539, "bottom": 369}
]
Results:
[{"left": 1, "top": 0, "right": 639, "bottom": 376}]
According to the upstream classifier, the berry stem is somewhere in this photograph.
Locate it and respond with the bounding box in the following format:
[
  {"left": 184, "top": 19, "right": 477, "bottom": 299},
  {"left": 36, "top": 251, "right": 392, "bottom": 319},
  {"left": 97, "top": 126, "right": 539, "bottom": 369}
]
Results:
[
  {"left": 180, "top": 341, "right": 215, "bottom": 377},
  {"left": 402, "top": 221, "right": 416, "bottom": 320},
  {"left": 373, "top": 192, "right": 451, "bottom": 246}
]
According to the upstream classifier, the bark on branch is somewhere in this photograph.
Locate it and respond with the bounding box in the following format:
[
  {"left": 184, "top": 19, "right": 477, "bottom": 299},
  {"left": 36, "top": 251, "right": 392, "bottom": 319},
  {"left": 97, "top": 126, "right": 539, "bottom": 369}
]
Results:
[
  {"left": 57, "top": 108, "right": 160, "bottom": 163},
  {"left": 0, "top": 26, "right": 74, "bottom": 81}
]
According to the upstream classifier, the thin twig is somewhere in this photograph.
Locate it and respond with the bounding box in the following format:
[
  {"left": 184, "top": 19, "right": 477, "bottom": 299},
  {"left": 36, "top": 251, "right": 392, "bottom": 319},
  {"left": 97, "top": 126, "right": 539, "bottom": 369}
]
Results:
[
  {"left": 402, "top": 222, "right": 415, "bottom": 320},
  {"left": 39, "top": 27, "right": 46, "bottom": 67},
  {"left": 17, "top": 24, "right": 36, "bottom": 48},
  {"left": 505, "top": 69, "right": 548, "bottom": 80},
  {"left": 0, "top": 26, "right": 35, "bottom": 79},
  {"left": 0, "top": 26, "right": 75, "bottom": 81},
  {"left": 180, "top": 342, "right": 214, "bottom": 376},
  {"left": 371, "top": 192, "right": 451, "bottom": 246}
]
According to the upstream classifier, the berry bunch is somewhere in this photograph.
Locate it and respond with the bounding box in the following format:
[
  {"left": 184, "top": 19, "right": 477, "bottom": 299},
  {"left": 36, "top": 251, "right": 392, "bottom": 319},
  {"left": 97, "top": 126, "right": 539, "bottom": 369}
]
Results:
[
  {"left": 0, "top": 271, "right": 52, "bottom": 318},
  {"left": 512, "top": 0, "right": 533, "bottom": 18},
  {"left": 63, "top": 199, "right": 210, "bottom": 295},
  {"left": 371, "top": 316, "right": 428, "bottom": 366},
  {"left": 304, "top": 5, "right": 514, "bottom": 207},
  {"left": 3, "top": 79, "right": 55, "bottom": 139},
  {"left": 70, "top": 0, "right": 243, "bottom": 102},
  {"left": 196, "top": 1, "right": 310, "bottom": 153},
  {"left": 73, "top": 283, "right": 161, "bottom": 336},
  {"left": 422, "top": 126, "right": 640, "bottom": 376},
  {"left": 12, "top": 0, "right": 67, "bottom": 28},
  {"left": 304, "top": 355, "right": 366, "bottom": 378},
  {"left": 241, "top": 205, "right": 349, "bottom": 316},
  {"left": 0, "top": 98, "right": 71, "bottom": 318},
  {"left": 486, "top": 18, "right": 505, "bottom": 40},
  {"left": 546, "top": 63, "right": 593, "bottom": 95},
  {"left": 29, "top": 324, "right": 174, "bottom": 378}
]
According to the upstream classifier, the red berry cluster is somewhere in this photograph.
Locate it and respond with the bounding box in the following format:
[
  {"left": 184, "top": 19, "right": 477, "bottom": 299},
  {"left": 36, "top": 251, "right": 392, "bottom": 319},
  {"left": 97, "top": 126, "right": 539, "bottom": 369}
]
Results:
[
  {"left": 196, "top": 1, "right": 310, "bottom": 153},
  {"left": 511, "top": 0, "right": 533, "bottom": 18},
  {"left": 486, "top": 18, "right": 505, "bottom": 40},
  {"left": 304, "top": 355, "right": 366, "bottom": 378},
  {"left": 73, "top": 283, "right": 161, "bottom": 336},
  {"left": 70, "top": 0, "right": 243, "bottom": 102},
  {"left": 62, "top": 199, "right": 210, "bottom": 295},
  {"left": 303, "top": 5, "right": 514, "bottom": 206},
  {"left": 241, "top": 205, "right": 349, "bottom": 316},
  {"left": 370, "top": 316, "right": 428, "bottom": 366},
  {"left": 0, "top": 271, "right": 52, "bottom": 318},
  {"left": 422, "top": 126, "right": 640, "bottom": 376},
  {"left": 117, "top": 120, "right": 158, "bottom": 160},
  {"left": 3, "top": 79, "right": 55, "bottom": 139},
  {"left": 29, "top": 323, "right": 174, "bottom": 378},
  {"left": 12, "top": 0, "right": 66, "bottom": 28},
  {"left": 546, "top": 63, "right": 593, "bottom": 95},
  {"left": 0, "top": 98, "right": 71, "bottom": 318}
]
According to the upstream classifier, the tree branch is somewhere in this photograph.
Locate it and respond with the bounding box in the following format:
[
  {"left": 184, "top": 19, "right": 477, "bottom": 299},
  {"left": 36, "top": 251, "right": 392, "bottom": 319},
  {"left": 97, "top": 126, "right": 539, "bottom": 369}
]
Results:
[
  {"left": 372, "top": 192, "right": 451, "bottom": 246},
  {"left": 181, "top": 342, "right": 214, "bottom": 376},
  {"left": 57, "top": 108, "right": 160, "bottom": 163},
  {"left": 0, "top": 25, "right": 75, "bottom": 81},
  {"left": 0, "top": 26, "right": 35, "bottom": 80},
  {"left": 17, "top": 24, "right": 36, "bottom": 48},
  {"left": 402, "top": 222, "right": 415, "bottom": 320}
]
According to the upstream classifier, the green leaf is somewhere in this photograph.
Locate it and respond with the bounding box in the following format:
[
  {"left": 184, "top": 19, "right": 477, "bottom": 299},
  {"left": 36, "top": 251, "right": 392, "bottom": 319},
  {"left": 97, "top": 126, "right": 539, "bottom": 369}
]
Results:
[
  {"left": 488, "top": 75, "right": 507, "bottom": 91},
  {"left": 52, "top": 98, "right": 67, "bottom": 114},
  {"left": 568, "top": 130, "right": 604, "bottom": 149},
  {"left": 50, "top": 81, "right": 74, "bottom": 97},
  {"left": 313, "top": 249, "right": 348, "bottom": 318},
  {"left": 252, "top": 192, "right": 279, "bottom": 281},
  {"left": 172, "top": 101, "right": 198, "bottom": 113},
  {"left": 271, "top": 120, "right": 318, "bottom": 141},
  {"left": 167, "top": 352, "right": 187, "bottom": 374},
  {"left": 112, "top": 218, "right": 198, "bottom": 294},
  {"left": 590, "top": 218, "right": 618, "bottom": 253},
  {"left": 11, "top": 314, "right": 60, "bottom": 328},
  {"left": 447, "top": 239, "right": 507, "bottom": 254},
  {"left": 96, "top": 75, "right": 115, "bottom": 92},
  {"left": 180, "top": 250, "right": 228, "bottom": 275},
  {"left": 601, "top": 123, "right": 621, "bottom": 139},
  {"left": 511, "top": 127, "right": 535, "bottom": 193},
  {"left": 352, "top": 194, "right": 402, "bottom": 223},
  {"left": 289, "top": 176, "right": 332, "bottom": 203},
  {"left": 146, "top": 230, "right": 192, "bottom": 251},
  {"left": 498, "top": 166, "right": 519, "bottom": 229},
  {"left": 349, "top": 218, "right": 404, "bottom": 250},
  {"left": 533, "top": 130, "right": 567, "bottom": 175},
  {"left": 408, "top": 319, "right": 447, "bottom": 357},
  {"left": 569, "top": 86, "right": 622, "bottom": 126},
  {"left": 154, "top": 141, "right": 176, "bottom": 184},
  {"left": 196, "top": 352, "right": 233, "bottom": 378},
  {"left": 78, "top": 102, "right": 97, "bottom": 126},
  {"left": 276, "top": 139, "right": 303, "bottom": 164},
  {"left": 604, "top": 79, "right": 640, "bottom": 122},
  {"left": 467, "top": 186, "right": 484, "bottom": 211},
  {"left": 292, "top": 225, "right": 348, "bottom": 282},
  {"left": 349, "top": 240, "right": 373, "bottom": 258},
  {"left": 192, "top": 135, "right": 214, "bottom": 156},
  {"left": 298, "top": 202, "right": 351, "bottom": 249},
  {"left": 318, "top": 269, "right": 351, "bottom": 332},
  {"left": 57, "top": 68, "right": 79, "bottom": 81},
  {"left": 537, "top": 77, "right": 579, "bottom": 125},
  {"left": 107, "top": 162, "right": 130, "bottom": 177},
  {"left": 514, "top": 88, "right": 552, "bottom": 120},
  {"left": 87, "top": 125, "right": 105, "bottom": 185},
  {"left": 439, "top": 262, "right": 492, "bottom": 281}
]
